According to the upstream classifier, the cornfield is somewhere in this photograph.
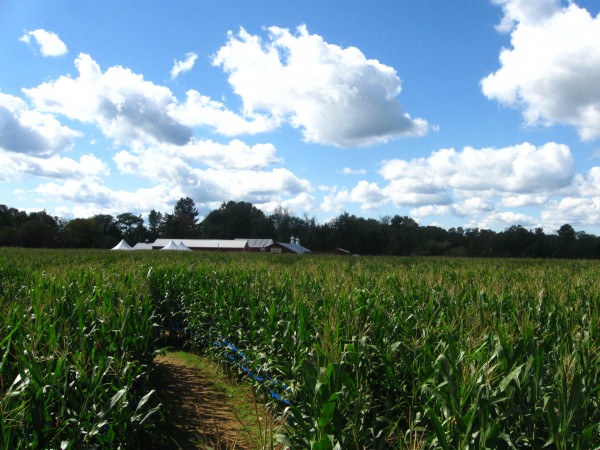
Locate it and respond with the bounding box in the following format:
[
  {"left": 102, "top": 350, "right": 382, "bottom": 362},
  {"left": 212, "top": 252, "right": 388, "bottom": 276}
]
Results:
[{"left": 1, "top": 249, "right": 599, "bottom": 449}]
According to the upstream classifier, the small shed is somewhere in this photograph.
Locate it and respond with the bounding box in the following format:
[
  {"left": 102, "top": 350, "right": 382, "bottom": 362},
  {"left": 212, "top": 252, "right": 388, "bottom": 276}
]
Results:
[{"left": 267, "top": 240, "right": 311, "bottom": 255}]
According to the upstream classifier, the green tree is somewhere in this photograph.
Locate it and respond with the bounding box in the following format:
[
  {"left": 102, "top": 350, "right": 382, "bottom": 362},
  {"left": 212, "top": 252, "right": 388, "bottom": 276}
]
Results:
[
  {"left": 147, "top": 209, "right": 163, "bottom": 240},
  {"left": 202, "top": 201, "right": 272, "bottom": 239},
  {"left": 557, "top": 223, "right": 576, "bottom": 257},
  {"left": 116, "top": 212, "right": 145, "bottom": 243},
  {"left": 387, "top": 215, "right": 420, "bottom": 255},
  {"left": 0, "top": 204, "right": 27, "bottom": 229},
  {"left": 61, "top": 219, "right": 103, "bottom": 248},
  {"left": 19, "top": 211, "right": 58, "bottom": 247},
  {"left": 166, "top": 197, "right": 200, "bottom": 238},
  {"left": 270, "top": 206, "right": 306, "bottom": 243},
  {"left": 91, "top": 214, "right": 121, "bottom": 248}
]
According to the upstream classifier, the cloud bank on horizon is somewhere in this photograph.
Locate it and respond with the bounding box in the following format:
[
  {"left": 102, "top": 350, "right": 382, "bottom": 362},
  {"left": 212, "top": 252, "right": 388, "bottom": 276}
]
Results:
[{"left": 2, "top": 0, "right": 600, "bottom": 233}]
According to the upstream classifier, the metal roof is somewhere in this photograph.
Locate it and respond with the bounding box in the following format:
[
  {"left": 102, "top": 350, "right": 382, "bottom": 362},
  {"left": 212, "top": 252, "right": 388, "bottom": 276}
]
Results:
[
  {"left": 152, "top": 239, "right": 248, "bottom": 249},
  {"left": 236, "top": 238, "right": 274, "bottom": 248},
  {"left": 270, "top": 242, "right": 311, "bottom": 254},
  {"left": 132, "top": 242, "right": 153, "bottom": 250}
]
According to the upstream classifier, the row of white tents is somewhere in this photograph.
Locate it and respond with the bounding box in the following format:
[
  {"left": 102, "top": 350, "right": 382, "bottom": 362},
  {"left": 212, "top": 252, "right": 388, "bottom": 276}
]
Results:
[{"left": 111, "top": 239, "right": 191, "bottom": 251}]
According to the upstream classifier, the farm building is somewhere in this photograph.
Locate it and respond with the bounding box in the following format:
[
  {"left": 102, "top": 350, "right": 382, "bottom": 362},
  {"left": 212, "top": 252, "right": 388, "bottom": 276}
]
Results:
[
  {"left": 132, "top": 237, "right": 311, "bottom": 254},
  {"left": 267, "top": 237, "right": 311, "bottom": 254},
  {"left": 236, "top": 238, "right": 274, "bottom": 252},
  {"left": 132, "top": 242, "right": 153, "bottom": 250},
  {"left": 151, "top": 239, "right": 249, "bottom": 252}
]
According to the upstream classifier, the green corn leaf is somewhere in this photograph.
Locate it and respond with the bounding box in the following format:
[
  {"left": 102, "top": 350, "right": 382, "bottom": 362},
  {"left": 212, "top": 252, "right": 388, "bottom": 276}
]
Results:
[
  {"left": 425, "top": 406, "right": 449, "bottom": 450},
  {"left": 499, "top": 363, "right": 525, "bottom": 392}
]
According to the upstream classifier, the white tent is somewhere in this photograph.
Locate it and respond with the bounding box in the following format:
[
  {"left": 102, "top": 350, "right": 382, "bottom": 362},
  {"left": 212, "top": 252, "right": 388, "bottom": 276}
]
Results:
[
  {"left": 111, "top": 239, "right": 133, "bottom": 250},
  {"left": 160, "top": 240, "right": 181, "bottom": 251},
  {"left": 177, "top": 241, "right": 192, "bottom": 251}
]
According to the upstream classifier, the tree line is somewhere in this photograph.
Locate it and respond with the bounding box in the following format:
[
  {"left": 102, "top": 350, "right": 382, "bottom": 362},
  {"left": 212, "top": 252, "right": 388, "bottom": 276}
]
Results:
[{"left": 1, "top": 198, "right": 598, "bottom": 258}]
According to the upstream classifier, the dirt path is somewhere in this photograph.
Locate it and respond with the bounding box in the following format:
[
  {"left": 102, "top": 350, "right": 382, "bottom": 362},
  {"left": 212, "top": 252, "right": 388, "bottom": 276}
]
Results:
[{"left": 152, "top": 352, "right": 255, "bottom": 450}]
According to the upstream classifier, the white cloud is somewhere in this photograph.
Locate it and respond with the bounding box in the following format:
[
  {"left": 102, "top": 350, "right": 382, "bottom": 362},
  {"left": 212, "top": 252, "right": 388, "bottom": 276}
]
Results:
[
  {"left": 0, "top": 93, "right": 80, "bottom": 156},
  {"left": 170, "top": 52, "right": 198, "bottom": 79},
  {"left": 541, "top": 196, "right": 600, "bottom": 229},
  {"left": 320, "top": 182, "right": 386, "bottom": 213},
  {"left": 341, "top": 167, "right": 367, "bottom": 175},
  {"left": 175, "top": 139, "right": 281, "bottom": 170},
  {"left": 186, "top": 167, "right": 313, "bottom": 205},
  {"left": 320, "top": 187, "right": 351, "bottom": 213},
  {"left": 350, "top": 181, "right": 387, "bottom": 210},
  {"left": 380, "top": 142, "right": 574, "bottom": 194},
  {"left": 36, "top": 177, "right": 113, "bottom": 206},
  {"left": 410, "top": 204, "right": 462, "bottom": 219},
  {"left": 45, "top": 180, "right": 177, "bottom": 218},
  {"left": 213, "top": 25, "right": 428, "bottom": 147},
  {"left": 492, "top": 0, "right": 561, "bottom": 32},
  {"left": 483, "top": 1, "right": 600, "bottom": 140},
  {"left": 19, "top": 29, "right": 68, "bottom": 57},
  {"left": 171, "top": 89, "right": 279, "bottom": 135},
  {"left": 257, "top": 192, "right": 315, "bottom": 214},
  {"left": 461, "top": 197, "right": 495, "bottom": 213},
  {"left": 24, "top": 53, "right": 192, "bottom": 146},
  {"left": 500, "top": 193, "right": 548, "bottom": 207},
  {"left": 478, "top": 211, "right": 539, "bottom": 229},
  {"left": 112, "top": 138, "right": 312, "bottom": 210},
  {"left": 114, "top": 138, "right": 280, "bottom": 173},
  {"left": 24, "top": 53, "right": 280, "bottom": 145},
  {"left": 0, "top": 150, "right": 108, "bottom": 182},
  {"left": 328, "top": 142, "right": 574, "bottom": 219}
]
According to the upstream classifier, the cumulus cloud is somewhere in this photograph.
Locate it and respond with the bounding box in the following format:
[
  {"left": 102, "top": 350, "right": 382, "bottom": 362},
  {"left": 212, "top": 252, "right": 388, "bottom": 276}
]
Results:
[
  {"left": 170, "top": 52, "right": 198, "bottom": 79},
  {"left": 24, "top": 53, "right": 192, "bottom": 146},
  {"left": 37, "top": 178, "right": 177, "bottom": 216},
  {"left": 379, "top": 142, "right": 574, "bottom": 195},
  {"left": 410, "top": 204, "right": 462, "bottom": 220},
  {"left": 171, "top": 90, "right": 279, "bottom": 135},
  {"left": 531, "top": 166, "right": 600, "bottom": 229},
  {"left": 500, "top": 193, "right": 548, "bottom": 208},
  {"left": 256, "top": 192, "right": 315, "bottom": 214},
  {"left": 478, "top": 211, "right": 539, "bottom": 229},
  {"left": 483, "top": 1, "right": 600, "bottom": 140},
  {"left": 0, "top": 93, "right": 79, "bottom": 156},
  {"left": 111, "top": 137, "right": 312, "bottom": 210},
  {"left": 115, "top": 138, "right": 280, "bottom": 173},
  {"left": 320, "top": 181, "right": 386, "bottom": 212},
  {"left": 191, "top": 167, "right": 312, "bottom": 204},
  {"left": 493, "top": 0, "right": 561, "bottom": 32},
  {"left": 541, "top": 196, "right": 600, "bottom": 229},
  {"left": 324, "top": 142, "right": 575, "bottom": 221},
  {"left": 213, "top": 25, "right": 428, "bottom": 147},
  {"left": 24, "top": 53, "right": 281, "bottom": 145},
  {"left": 350, "top": 181, "right": 387, "bottom": 210},
  {"left": 0, "top": 151, "right": 108, "bottom": 182},
  {"left": 19, "top": 29, "right": 68, "bottom": 57},
  {"left": 320, "top": 187, "right": 351, "bottom": 213}
]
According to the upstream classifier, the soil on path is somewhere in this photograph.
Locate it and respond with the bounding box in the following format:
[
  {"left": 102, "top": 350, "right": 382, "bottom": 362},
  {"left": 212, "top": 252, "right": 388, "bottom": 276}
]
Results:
[{"left": 151, "top": 353, "right": 255, "bottom": 450}]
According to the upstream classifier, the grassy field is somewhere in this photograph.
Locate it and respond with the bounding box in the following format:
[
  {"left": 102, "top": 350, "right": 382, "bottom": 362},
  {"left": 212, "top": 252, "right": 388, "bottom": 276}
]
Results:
[{"left": 1, "top": 249, "right": 598, "bottom": 449}]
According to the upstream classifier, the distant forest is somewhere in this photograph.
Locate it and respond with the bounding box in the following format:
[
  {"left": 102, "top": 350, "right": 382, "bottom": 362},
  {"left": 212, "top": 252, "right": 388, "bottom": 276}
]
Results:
[{"left": 1, "top": 198, "right": 599, "bottom": 258}]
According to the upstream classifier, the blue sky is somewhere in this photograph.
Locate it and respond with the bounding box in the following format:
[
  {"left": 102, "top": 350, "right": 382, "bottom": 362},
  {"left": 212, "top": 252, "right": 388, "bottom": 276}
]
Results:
[{"left": 2, "top": 0, "right": 600, "bottom": 233}]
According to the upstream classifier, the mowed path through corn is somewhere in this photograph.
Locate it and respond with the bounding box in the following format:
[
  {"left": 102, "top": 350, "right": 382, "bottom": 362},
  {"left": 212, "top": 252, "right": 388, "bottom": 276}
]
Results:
[{"left": 152, "top": 352, "right": 255, "bottom": 450}]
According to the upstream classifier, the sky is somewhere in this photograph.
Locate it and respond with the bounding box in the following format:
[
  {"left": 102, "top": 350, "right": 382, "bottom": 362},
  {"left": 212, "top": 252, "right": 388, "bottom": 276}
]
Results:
[{"left": 2, "top": 0, "right": 600, "bottom": 234}]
